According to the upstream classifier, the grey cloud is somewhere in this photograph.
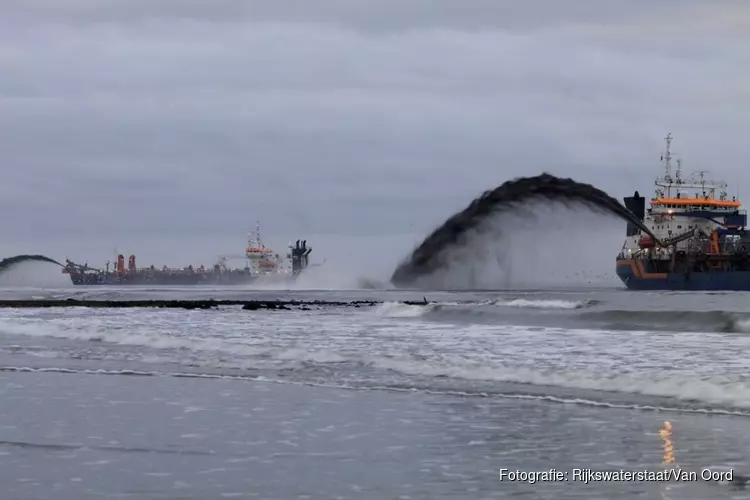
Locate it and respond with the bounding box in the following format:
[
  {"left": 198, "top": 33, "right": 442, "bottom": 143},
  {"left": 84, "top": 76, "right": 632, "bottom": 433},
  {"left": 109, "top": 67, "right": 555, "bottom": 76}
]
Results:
[
  {"left": 1, "top": 1, "right": 749, "bottom": 283},
  {"left": 1, "top": 0, "right": 716, "bottom": 30}
]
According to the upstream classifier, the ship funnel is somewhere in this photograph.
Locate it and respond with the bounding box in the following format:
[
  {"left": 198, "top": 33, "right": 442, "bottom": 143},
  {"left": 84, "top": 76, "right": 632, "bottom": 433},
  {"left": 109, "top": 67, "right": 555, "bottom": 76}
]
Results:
[
  {"left": 623, "top": 191, "right": 646, "bottom": 237},
  {"left": 302, "top": 240, "right": 307, "bottom": 249},
  {"left": 116, "top": 254, "right": 125, "bottom": 275},
  {"left": 295, "top": 239, "right": 300, "bottom": 249},
  {"left": 128, "top": 254, "right": 136, "bottom": 271}
]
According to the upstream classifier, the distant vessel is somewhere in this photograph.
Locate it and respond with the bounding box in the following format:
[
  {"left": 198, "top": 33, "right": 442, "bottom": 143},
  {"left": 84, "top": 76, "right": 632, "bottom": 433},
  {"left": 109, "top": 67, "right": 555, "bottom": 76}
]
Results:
[
  {"left": 616, "top": 134, "right": 750, "bottom": 290},
  {"left": 62, "top": 223, "right": 316, "bottom": 286}
]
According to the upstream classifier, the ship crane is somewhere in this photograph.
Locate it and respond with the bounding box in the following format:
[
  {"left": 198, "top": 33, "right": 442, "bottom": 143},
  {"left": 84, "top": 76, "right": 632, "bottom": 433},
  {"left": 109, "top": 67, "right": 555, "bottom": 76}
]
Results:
[
  {"left": 63, "top": 258, "right": 101, "bottom": 273},
  {"left": 658, "top": 228, "right": 706, "bottom": 248},
  {"left": 215, "top": 254, "right": 248, "bottom": 266}
]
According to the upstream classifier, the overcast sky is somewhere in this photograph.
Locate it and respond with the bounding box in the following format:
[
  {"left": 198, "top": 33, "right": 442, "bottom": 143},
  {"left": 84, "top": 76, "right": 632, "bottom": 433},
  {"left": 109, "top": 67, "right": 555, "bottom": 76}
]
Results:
[{"left": 2, "top": 0, "right": 749, "bottom": 286}]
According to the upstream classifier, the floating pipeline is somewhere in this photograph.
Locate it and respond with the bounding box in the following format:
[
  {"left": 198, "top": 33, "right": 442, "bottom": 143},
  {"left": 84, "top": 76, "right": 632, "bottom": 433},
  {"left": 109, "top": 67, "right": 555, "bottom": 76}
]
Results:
[
  {"left": 0, "top": 299, "right": 433, "bottom": 310},
  {"left": 0, "top": 254, "right": 63, "bottom": 276},
  {"left": 391, "top": 173, "right": 658, "bottom": 286}
]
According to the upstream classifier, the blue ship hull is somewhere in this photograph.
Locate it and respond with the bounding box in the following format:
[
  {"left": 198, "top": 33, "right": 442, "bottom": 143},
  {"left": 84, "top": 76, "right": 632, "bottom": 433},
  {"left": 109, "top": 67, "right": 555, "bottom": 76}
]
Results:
[{"left": 616, "top": 259, "right": 750, "bottom": 290}]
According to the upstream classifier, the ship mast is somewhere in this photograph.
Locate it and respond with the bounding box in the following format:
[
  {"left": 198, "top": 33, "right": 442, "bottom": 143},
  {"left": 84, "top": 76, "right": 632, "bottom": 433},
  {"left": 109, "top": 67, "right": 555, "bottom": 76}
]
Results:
[
  {"left": 657, "top": 133, "right": 674, "bottom": 197},
  {"left": 663, "top": 133, "right": 672, "bottom": 180},
  {"left": 653, "top": 133, "right": 730, "bottom": 201},
  {"left": 697, "top": 170, "right": 707, "bottom": 195},
  {"left": 655, "top": 133, "right": 692, "bottom": 197},
  {"left": 255, "top": 221, "right": 263, "bottom": 249},
  {"left": 246, "top": 221, "right": 264, "bottom": 249}
]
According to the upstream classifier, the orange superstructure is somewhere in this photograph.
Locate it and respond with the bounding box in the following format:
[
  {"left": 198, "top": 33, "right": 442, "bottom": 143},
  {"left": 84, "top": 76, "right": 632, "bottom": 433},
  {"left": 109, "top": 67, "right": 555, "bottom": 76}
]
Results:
[
  {"left": 650, "top": 197, "right": 740, "bottom": 208},
  {"left": 243, "top": 221, "right": 285, "bottom": 274}
]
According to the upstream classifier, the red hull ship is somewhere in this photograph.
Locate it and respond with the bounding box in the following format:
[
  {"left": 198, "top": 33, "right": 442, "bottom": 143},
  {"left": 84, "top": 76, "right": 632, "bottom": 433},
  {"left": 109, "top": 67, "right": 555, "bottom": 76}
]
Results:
[{"left": 63, "top": 224, "right": 314, "bottom": 286}]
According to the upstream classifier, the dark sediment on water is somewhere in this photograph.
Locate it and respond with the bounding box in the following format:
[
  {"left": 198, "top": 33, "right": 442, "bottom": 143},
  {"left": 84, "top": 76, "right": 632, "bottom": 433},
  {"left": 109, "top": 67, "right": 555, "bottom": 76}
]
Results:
[
  {"left": 391, "top": 173, "right": 657, "bottom": 286},
  {"left": 0, "top": 299, "right": 431, "bottom": 310},
  {"left": 0, "top": 255, "right": 63, "bottom": 275}
]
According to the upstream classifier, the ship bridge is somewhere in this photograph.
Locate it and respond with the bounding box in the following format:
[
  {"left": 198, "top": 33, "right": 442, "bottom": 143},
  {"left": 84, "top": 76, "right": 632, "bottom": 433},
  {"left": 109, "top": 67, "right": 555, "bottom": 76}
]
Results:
[{"left": 647, "top": 133, "right": 746, "bottom": 229}]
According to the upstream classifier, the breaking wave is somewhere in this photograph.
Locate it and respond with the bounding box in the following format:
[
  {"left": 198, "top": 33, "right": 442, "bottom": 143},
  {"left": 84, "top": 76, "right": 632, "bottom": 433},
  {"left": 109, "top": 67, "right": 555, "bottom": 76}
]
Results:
[
  {"left": 374, "top": 298, "right": 597, "bottom": 319},
  {"left": 373, "top": 300, "right": 750, "bottom": 334},
  {"left": 580, "top": 309, "right": 750, "bottom": 334},
  {"left": 4, "top": 352, "right": 750, "bottom": 416},
  {"left": 367, "top": 358, "right": 750, "bottom": 412},
  {"left": 0, "top": 319, "right": 270, "bottom": 357},
  {"left": 374, "top": 301, "right": 438, "bottom": 317},
  {"left": 498, "top": 298, "right": 596, "bottom": 309},
  {"left": 3, "top": 364, "right": 750, "bottom": 417},
  {"left": 6, "top": 297, "right": 750, "bottom": 415}
]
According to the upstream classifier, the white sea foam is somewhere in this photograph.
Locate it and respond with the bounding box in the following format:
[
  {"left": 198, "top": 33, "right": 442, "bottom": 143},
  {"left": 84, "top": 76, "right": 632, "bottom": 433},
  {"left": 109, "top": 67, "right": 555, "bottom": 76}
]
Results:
[
  {"left": 372, "top": 298, "right": 593, "bottom": 318},
  {"left": 735, "top": 317, "right": 750, "bottom": 333},
  {"left": 4, "top": 303, "right": 750, "bottom": 412},
  {"left": 366, "top": 356, "right": 750, "bottom": 408},
  {"left": 499, "top": 298, "right": 591, "bottom": 309},
  {"left": 374, "top": 301, "right": 435, "bottom": 317},
  {"left": 0, "top": 317, "right": 268, "bottom": 357},
  {"left": 4, "top": 361, "right": 750, "bottom": 416}
]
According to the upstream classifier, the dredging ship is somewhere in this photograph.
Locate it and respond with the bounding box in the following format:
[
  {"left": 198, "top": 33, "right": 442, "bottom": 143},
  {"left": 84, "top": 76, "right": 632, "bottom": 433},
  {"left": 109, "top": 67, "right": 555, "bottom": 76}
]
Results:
[
  {"left": 62, "top": 223, "right": 315, "bottom": 286},
  {"left": 616, "top": 133, "right": 750, "bottom": 290}
]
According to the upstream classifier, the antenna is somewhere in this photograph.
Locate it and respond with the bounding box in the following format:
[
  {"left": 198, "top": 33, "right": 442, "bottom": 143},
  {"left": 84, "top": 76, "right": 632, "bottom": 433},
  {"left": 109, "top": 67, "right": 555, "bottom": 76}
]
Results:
[
  {"left": 696, "top": 170, "right": 708, "bottom": 195},
  {"left": 663, "top": 133, "right": 673, "bottom": 180}
]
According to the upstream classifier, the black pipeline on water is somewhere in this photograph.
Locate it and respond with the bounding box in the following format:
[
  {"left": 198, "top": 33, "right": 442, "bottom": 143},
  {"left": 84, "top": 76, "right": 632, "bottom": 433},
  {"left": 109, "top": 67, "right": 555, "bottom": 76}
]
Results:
[
  {"left": 0, "top": 255, "right": 63, "bottom": 276},
  {"left": 390, "top": 173, "right": 657, "bottom": 286}
]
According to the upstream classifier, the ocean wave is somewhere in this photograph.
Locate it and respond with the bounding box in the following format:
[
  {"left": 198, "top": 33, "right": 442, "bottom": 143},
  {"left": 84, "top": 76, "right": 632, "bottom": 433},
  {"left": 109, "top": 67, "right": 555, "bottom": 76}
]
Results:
[
  {"left": 0, "top": 317, "right": 359, "bottom": 370},
  {"left": 374, "top": 301, "right": 438, "bottom": 317},
  {"left": 5, "top": 363, "right": 750, "bottom": 417},
  {"left": 375, "top": 299, "right": 750, "bottom": 334},
  {"left": 7, "top": 302, "right": 750, "bottom": 414},
  {"left": 363, "top": 357, "right": 750, "bottom": 411},
  {"left": 0, "top": 319, "right": 269, "bottom": 357},
  {"left": 373, "top": 298, "right": 596, "bottom": 319},
  {"left": 497, "top": 298, "right": 597, "bottom": 309},
  {"left": 580, "top": 309, "right": 750, "bottom": 333}
]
